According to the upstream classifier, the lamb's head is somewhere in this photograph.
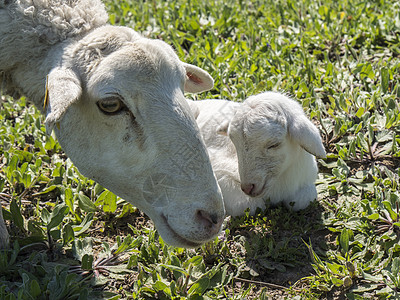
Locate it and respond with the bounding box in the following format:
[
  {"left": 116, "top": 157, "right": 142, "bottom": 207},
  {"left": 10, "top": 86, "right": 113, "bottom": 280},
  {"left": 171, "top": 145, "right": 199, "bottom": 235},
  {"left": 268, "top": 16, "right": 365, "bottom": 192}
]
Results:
[
  {"left": 219, "top": 92, "right": 326, "bottom": 198},
  {"left": 44, "top": 26, "right": 225, "bottom": 248}
]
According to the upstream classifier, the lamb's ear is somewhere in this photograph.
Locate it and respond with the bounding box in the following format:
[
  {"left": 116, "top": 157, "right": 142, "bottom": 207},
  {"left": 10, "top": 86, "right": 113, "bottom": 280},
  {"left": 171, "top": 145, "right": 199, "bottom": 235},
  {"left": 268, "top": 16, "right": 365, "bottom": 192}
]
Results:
[
  {"left": 216, "top": 120, "right": 229, "bottom": 136},
  {"left": 288, "top": 114, "right": 327, "bottom": 158},
  {"left": 44, "top": 68, "right": 82, "bottom": 133},
  {"left": 184, "top": 63, "right": 214, "bottom": 93}
]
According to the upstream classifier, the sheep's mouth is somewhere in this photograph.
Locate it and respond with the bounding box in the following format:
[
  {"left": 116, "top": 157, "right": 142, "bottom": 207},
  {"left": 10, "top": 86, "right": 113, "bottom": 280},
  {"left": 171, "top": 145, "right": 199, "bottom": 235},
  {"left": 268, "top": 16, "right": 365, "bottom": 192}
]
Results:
[{"left": 160, "top": 214, "right": 203, "bottom": 248}]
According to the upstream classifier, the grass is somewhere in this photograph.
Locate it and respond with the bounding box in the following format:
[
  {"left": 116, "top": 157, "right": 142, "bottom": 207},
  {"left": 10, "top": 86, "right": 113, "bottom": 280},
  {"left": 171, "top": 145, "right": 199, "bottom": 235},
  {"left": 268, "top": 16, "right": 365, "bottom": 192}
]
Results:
[{"left": 1, "top": 0, "right": 400, "bottom": 298}]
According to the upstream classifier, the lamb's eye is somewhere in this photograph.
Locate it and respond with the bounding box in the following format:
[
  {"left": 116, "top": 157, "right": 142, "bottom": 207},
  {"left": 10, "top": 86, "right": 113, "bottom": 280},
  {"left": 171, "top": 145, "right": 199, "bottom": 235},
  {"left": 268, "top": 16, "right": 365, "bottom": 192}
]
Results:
[{"left": 97, "top": 97, "right": 126, "bottom": 115}]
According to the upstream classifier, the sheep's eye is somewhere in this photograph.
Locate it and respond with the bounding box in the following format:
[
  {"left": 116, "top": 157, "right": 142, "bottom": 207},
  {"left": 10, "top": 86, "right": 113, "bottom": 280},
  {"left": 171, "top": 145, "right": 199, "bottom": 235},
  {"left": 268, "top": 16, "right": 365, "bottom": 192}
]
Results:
[
  {"left": 97, "top": 97, "right": 126, "bottom": 115},
  {"left": 266, "top": 142, "right": 280, "bottom": 150}
]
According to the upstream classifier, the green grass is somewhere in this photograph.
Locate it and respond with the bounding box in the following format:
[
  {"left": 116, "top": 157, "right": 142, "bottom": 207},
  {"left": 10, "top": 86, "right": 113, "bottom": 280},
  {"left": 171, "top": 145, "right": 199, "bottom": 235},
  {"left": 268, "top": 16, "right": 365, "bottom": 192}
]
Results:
[{"left": 1, "top": 0, "right": 400, "bottom": 299}]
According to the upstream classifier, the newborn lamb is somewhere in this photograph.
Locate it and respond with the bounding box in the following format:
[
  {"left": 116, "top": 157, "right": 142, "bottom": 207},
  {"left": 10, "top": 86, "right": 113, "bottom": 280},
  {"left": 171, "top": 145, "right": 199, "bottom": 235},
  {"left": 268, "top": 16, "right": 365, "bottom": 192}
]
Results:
[{"left": 188, "top": 92, "right": 326, "bottom": 216}]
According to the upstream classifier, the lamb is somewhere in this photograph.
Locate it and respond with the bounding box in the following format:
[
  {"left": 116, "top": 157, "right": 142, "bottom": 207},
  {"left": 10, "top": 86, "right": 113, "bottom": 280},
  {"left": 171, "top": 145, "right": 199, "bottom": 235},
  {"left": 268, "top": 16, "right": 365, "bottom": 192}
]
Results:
[
  {"left": 0, "top": 0, "right": 225, "bottom": 248},
  {"left": 188, "top": 92, "right": 326, "bottom": 217}
]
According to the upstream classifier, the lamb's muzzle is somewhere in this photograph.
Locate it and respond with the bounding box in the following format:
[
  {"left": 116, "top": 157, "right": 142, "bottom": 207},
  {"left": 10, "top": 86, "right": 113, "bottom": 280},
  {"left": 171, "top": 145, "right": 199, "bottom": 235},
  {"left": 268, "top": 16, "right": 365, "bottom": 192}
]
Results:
[{"left": 241, "top": 183, "right": 255, "bottom": 196}]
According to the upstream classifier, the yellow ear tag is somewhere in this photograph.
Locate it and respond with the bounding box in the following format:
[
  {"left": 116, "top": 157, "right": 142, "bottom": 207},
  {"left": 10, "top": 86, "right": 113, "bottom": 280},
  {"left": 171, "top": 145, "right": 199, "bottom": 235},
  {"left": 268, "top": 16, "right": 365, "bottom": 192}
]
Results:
[{"left": 43, "top": 75, "right": 49, "bottom": 110}]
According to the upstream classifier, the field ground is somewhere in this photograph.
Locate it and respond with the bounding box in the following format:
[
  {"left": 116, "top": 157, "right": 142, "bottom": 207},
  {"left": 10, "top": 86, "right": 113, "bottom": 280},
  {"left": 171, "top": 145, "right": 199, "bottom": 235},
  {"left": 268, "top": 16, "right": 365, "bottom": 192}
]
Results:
[{"left": 1, "top": 0, "right": 400, "bottom": 299}]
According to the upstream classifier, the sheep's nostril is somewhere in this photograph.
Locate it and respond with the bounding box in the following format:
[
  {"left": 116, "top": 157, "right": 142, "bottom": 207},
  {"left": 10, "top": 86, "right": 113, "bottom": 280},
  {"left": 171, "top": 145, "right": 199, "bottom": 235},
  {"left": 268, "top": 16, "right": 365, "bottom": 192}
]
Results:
[
  {"left": 196, "top": 210, "right": 220, "bottom": 228},
  {"left": 241, "top": 183, "right": 255, "bottom": 196},
  {"left": 210, "top": 213, "right": 219, "bottom": 225}
]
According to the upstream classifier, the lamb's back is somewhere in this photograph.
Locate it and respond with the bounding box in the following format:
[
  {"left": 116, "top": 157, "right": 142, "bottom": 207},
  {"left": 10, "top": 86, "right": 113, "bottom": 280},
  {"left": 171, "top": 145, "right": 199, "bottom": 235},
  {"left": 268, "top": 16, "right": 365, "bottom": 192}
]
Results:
[{"left": 194, "top": 99, "right": 239, "bottom": 151}]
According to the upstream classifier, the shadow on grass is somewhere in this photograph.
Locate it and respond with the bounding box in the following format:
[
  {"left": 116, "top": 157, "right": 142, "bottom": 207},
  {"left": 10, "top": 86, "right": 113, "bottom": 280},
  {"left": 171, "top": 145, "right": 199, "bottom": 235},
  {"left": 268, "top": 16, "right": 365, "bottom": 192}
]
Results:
[
  {"left": 226, "top": 200, "right": 329, "bottom": 288},
  {"left": 0, "top": 241, "right": 95, "bottom": 299},
  {"left": 0, "top": 209, "right": 149, "bottom": 299}
]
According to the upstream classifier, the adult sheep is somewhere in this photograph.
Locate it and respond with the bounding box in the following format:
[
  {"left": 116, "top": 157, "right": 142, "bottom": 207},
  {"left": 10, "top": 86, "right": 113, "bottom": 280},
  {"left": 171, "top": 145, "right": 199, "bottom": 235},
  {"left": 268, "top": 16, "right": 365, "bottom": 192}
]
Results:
[
  {"left": 188, "top": 92, "right": 326, "bottom": 216},
  {"left": 0, "top": 0, "right": 225, "bottom": 248}
]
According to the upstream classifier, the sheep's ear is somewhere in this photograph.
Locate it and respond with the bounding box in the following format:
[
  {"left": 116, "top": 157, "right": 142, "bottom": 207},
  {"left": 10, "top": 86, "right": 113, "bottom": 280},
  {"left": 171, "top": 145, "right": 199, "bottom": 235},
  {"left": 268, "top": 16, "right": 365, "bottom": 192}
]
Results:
[
  {"left": 216, "top": 120, "right": 229, "bottom": 136},
  {"left": 44, "top": 68, "right": 82, "bottom": 133},
  {"left": 184, "top": 63, "right": 214, "bottom": 93},
  {"left": 288, "top": 115, "right": 327, "bottom": 158}
]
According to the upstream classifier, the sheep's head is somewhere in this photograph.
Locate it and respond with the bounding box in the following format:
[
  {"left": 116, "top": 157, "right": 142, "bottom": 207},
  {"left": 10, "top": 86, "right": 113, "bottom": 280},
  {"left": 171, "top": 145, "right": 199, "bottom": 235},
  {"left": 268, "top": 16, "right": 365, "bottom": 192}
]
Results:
[
  {"left": 44, "top": 26, "right": 225, "bottom": 248},
  {"left": 219, "top": 92, "right": 326, "bottom": 198}
]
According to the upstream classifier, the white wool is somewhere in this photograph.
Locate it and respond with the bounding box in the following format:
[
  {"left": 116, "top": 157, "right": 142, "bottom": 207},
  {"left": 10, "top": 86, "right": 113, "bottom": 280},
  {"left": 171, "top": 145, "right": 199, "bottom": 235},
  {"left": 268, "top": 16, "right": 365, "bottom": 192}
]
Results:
[
  {"left": 189, "top": 92, "right": 326, "bottom": 217},
  {"left": 0, "top": 0, "right": 108, "bottom": 101}
]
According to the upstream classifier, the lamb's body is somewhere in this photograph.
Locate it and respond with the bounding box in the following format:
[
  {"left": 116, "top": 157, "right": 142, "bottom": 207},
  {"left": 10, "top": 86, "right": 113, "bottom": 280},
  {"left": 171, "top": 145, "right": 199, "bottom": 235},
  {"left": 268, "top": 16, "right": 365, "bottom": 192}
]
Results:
[
  {"left": 188, "top": 92, "right": 326, "bottom": 217},
  {"left": 188, "top": 99, "right": 265, "bottom": 215},
  {"left": 0, "top": 0, "right": 225, "bottom": 248}
]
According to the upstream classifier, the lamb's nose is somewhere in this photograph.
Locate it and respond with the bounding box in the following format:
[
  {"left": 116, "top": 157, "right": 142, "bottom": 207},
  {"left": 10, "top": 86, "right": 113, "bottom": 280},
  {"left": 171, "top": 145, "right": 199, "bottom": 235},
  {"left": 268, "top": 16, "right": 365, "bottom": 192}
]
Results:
[
  {"left": 196, "top": 209, "right": 224, "bottom": 232},
  {"left": 241, "top": 183, "right": 255, "bottom": 196}
]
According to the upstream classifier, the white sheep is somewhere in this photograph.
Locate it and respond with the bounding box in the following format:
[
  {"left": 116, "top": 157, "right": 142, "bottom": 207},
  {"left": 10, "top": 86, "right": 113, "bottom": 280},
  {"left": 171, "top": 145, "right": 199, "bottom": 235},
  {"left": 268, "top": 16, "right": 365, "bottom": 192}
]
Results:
[
  {"left": 0, "top": 0, "right": 225, "bottom": 248},
  {"left": 188, "top": 92, "right": 326, "bottom": 217}
]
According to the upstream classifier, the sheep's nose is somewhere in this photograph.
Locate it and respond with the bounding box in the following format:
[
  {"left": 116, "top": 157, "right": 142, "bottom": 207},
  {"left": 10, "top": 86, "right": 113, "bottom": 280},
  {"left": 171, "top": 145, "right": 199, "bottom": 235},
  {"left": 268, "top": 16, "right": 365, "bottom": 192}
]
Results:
[
  {"left": 196, "top": 209, "right": 224, "bottom": 233},
  {"left": 241, "top": 183, "right": 255, "bottom": 196}
]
